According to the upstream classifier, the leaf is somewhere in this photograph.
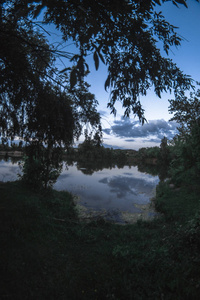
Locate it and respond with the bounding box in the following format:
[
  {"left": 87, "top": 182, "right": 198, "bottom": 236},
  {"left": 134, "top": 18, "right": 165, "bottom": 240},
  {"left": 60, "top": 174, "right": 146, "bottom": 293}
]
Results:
[
  {"left": 70, "top": 68, "right": 77, "bottom": 88},
  {"left": 93, "top": 51, "right": 99, "bottom": 70},
  {"left": 98, "top": 51, "right": 105, "bottom": 64},
  {"left": 172, "top": 0, "right": 179, "bottom": 7},
  {"left": 173, "top": 0, "right": 188, "bottom": 8},
  {"left": 104, "top": 76, "right": 111, "bottom": 91},
  {"left": 153, "top": 0, "right": 161, "bottom": 5}
]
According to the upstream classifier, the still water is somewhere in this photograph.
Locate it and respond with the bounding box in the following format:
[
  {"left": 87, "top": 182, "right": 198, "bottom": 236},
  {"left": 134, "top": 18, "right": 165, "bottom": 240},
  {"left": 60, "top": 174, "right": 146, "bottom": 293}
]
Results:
[{"left": 0, "top": 159, "right": 160, "bottom": 223}]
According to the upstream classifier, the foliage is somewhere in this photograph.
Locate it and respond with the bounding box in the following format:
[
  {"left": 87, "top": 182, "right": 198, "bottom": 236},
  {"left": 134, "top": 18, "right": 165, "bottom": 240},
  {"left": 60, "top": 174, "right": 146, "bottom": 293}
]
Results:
[
  {"left": 155, "top": 180, "right": 200, "bottom": 222},
  {"left": 158, "top": 136, "right": 171, "bottom": 181},
  {"left": 0, "top": 3, "right": 101, "bottom": 148},
  {"left": 137, "top": 146, "right": 161, "bottom": 160},
  {"left": 159, "top": 136, "right": 169, "bottom": 161},
  {"left": 67, "top": 144, "right": 127, "bottom": 174},
  {"left": 168, "top": 89, "right": 200, "bottom": 184},
  {"left": 6, "top": 0, "right": 196, "bottom": 123},
  {"left": 0, "top": 5, "right": 64, "bottom": 144},
  {"left": 1, "top": 2, "right": 103, "bottom": 187},
  {"left": 169, "top": 89, "right": 200, "bottom": 136},
  {"left": 71, "top": 82, "right": 102, "bottom": 138},
  {"left": 19, "top": 143, "right": 63, "bottom": 189}
]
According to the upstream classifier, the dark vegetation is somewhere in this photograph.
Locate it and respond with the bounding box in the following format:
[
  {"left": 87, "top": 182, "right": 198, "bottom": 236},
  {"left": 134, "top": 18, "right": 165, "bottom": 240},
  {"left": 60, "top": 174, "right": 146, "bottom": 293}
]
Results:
[{"left": 1, "top": 171, "right": 200, "bottom": 299}]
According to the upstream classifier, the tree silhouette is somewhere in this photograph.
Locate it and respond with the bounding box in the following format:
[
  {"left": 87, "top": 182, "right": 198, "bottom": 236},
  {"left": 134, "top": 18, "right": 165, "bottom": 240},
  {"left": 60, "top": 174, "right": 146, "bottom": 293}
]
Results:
[
  {"left": 169, "top": 89, "right": 200, "bottom": 181},
  {"left": 0, "top": 4, "right": 101, "bottom": 146},
  {"left": 3, "top": 0, "right": 196, "bottom": 125}
]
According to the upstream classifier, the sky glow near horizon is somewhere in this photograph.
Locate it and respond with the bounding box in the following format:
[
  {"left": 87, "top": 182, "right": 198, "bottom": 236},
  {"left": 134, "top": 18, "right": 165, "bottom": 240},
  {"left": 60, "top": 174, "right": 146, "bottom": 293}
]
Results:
[{"left": 78, "top": 1, "right": 200, "bottom": 150}]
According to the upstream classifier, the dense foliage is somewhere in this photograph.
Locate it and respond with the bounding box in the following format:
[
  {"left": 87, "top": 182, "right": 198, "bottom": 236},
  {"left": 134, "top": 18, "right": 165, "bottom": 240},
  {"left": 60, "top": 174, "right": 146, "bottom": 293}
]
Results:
[
  {"left": 19, "top": 0, "right": 194, "bottom": 122},
  {"left": 168, "top": 89, "right": 200, "bottom": 185},
  {"left": 0, "top": 2, "right": 101, "bottom": 148}
]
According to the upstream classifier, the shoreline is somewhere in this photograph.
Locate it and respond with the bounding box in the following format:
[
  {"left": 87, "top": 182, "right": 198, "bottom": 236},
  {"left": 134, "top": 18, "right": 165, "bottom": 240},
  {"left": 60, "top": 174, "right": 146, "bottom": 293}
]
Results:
[{"left": 0, "top": 151, "right": 23, "bottom": 157}]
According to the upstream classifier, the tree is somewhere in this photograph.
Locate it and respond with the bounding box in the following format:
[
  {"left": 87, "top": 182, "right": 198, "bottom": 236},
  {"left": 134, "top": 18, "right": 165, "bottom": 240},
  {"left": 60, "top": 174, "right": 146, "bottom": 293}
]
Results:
[
  {"left": 19, "top": 142, "right": 64, "bottom": 189},
  {"left": 1, "top": 2, "right": 103, "bottom": 188},
  {"left": 0, "top": 3, "right": 101, "bottom": 147},
  {"left": 169, "top": 89, "right": 200, "bottom": 136},
  {"left": 158, "top": 136, "right": 170, "bottom": 180},
  {"left": 168, "top": 89, "right": 200, "bottom": 184},
  {"left": 0, "top": 10, "right": 53, "bottom": 141},
  {"left": 160, "top": 136, "right": 169, "bottom": 161},
  {"left": 7, "top": 0, "right": 197, "bottom": 124}
]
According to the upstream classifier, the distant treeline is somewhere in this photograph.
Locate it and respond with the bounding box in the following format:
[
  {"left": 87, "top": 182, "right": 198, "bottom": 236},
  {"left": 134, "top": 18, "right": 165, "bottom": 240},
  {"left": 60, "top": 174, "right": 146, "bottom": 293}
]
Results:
[{"left": 0, "top": 140, "right": 23, "bottom": 151}]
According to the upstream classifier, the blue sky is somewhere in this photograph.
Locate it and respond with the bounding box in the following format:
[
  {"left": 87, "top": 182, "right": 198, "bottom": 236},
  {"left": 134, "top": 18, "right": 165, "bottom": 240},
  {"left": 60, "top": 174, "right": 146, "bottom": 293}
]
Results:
[
  {"left": 80, "top": 0, "right": 200, "bottom": 150},
  {"left": 39, "top": 1, "right": 200, "bottom": 150}
]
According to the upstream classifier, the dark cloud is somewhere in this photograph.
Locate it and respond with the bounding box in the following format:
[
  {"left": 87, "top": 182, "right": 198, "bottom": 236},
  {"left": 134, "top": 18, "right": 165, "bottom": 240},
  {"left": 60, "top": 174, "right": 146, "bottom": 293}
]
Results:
[
  {"left": 147, "top": 138, "right": 162, "bottom": 143},
  {"left": 103, "top": 128, "right": 111, "bottom": 135},
  {"left": 124, "top": 139, "right": 135, "bottom": 142},
  {"left": 103, "top": 118, "right": 178, "bottom": 140}
]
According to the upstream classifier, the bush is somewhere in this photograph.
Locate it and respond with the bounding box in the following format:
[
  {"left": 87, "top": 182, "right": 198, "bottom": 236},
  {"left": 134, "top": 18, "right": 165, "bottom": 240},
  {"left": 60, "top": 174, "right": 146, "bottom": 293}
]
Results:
[{"left": 19, "top": 144, "right": 63, "bottom": 190}]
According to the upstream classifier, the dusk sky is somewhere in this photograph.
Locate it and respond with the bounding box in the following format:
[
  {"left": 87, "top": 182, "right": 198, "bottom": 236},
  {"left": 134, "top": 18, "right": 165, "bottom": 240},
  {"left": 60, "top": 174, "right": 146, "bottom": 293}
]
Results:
[{"left": 79, "top": 0, "right": 200, "bottom": 150}]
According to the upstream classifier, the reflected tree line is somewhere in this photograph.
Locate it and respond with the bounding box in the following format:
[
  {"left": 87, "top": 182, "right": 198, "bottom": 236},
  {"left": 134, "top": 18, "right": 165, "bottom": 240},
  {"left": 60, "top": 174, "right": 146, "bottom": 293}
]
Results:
[
  {"left": 64, "top": 136, "right": 171, "bottom": 182},
  {"left": 0, "top": 136, "right": 171, "bottom": 189}
]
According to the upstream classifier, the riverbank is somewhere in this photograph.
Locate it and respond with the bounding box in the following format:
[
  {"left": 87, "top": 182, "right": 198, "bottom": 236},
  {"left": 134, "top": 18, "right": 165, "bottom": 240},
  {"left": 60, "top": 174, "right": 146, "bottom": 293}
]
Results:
[{"left": 1, "top": 180, "right": 200, "bottom": 299}]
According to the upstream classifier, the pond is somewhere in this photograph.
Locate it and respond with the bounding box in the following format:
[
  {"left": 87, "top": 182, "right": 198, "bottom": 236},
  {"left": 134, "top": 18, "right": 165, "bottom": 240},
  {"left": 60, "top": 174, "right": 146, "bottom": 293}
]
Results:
[{"left": 0, "top": 158, "right": 160, "bottom": 223}]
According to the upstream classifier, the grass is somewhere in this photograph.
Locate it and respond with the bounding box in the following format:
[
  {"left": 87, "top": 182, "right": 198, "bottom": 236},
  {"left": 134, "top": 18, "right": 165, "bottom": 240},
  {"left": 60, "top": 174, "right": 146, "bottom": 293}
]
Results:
[
  {"left": 1, "top": 180, "right": 200, "bottom": 299},
  {"left": 155, "top": 180, "right": 200, "bottom": 222}
]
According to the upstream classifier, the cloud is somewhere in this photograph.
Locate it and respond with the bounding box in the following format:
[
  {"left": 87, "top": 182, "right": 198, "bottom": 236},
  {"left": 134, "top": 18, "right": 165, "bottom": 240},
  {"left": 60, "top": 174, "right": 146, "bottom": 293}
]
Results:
[
  {"left": 124, "top": 139, "right": 135, "bottom": 142},
  {"left": 103, "top": 128, "right": 112, "bottom": 135},
  {"left": 147, "top": 138, "right": 162, "bottom": 143},
  {"left": 103, "top": 118, "right": 178, "bottom": 141}
]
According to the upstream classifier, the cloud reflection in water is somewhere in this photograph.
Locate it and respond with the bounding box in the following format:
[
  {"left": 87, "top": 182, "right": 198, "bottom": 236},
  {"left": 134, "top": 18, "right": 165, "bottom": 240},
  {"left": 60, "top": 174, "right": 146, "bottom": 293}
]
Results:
[{"left": 99, "top": 175, "right": 157, "bottom": 200}]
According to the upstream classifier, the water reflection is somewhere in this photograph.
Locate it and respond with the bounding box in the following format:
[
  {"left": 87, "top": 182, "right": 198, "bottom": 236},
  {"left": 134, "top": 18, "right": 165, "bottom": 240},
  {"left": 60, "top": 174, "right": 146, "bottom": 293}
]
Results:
[
  {"left": 100, "top": 176, "right": 157, "bottom": 198},
  {"left": 0, "top": 159, "right": 21, "bottom": 182},
  {"left": 54, "top": 164, "right": 160, "bottom": 223},
  {"left": 0, "top": 158, "right": 160, "bottom": 223}
]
